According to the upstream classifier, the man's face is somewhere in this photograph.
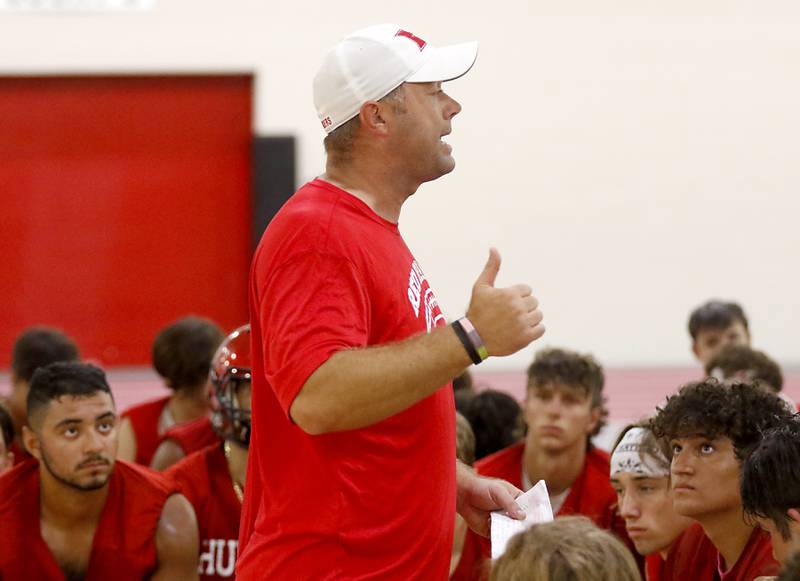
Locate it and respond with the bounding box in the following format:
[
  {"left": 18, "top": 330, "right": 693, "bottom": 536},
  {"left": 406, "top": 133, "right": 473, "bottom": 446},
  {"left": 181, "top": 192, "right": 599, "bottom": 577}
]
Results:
[
  {"left": 524, "top": 381, "right": 600, "bottom": 453},
  {"left": 25, "top": 392, "right": 118, "bottom": 491},
  {"left": 611, "top": 473, "right": 693, "bottom": 556},
  {"left": 388, "top": 81, "right": 462, "bottom": 184},
  {"left": 692, "top": 321, "right": 751, "bottom": 365},
  {"left": 670, "top": 436, "right": 741, "bottom": 519}
]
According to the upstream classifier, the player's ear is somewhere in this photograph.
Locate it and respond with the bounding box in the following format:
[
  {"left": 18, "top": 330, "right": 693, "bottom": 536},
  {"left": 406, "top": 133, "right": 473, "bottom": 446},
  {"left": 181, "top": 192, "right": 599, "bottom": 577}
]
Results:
[
  {"left": 22, "top": 425, "right": 42, "bottom": 461},
  {"left": 787, "top": 508, "right": 800, "bottom": 525},
  {"left": 358, "top": 101, "right": 391, "bottom": 137}
]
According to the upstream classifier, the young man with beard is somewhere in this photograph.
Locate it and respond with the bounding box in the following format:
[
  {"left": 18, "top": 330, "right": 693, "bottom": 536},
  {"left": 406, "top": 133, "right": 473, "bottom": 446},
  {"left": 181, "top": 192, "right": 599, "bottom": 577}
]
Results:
[
  {"left": 650, "top": 379, "right": 789, "bottom": 580},
  {"left": 167, "top": 325, "right": 251, "bottom": 580},
  {"left": 453, "top": 348, "right": 629, "bottom": 580},
  {"left": 610, "top": 424, "right": 693, "bottom": 580},
  {"left": 0, "top": 361, "right": 199, "bottom": 580}
]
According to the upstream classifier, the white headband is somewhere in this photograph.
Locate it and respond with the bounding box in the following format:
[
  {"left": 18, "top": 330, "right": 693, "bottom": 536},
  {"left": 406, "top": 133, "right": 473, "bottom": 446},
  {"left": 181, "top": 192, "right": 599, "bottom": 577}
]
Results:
[{"left": 610, "top": 427, "right": 670, "bottom": 478}]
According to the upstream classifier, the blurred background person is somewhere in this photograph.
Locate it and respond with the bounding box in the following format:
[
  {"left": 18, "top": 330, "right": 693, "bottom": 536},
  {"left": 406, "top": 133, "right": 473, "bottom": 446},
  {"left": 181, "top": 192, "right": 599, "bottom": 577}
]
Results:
[
  {"left": 462, "top": 389, "right": 524, "bottom": 461},
  {"left": 0, "top": 404, "right": 14, "bottom": 475},
  {"left": 118, "top": 316, "right": 224, "bottom": 465},
  {"left": 687, "top": 300, "right": 750, "bottom": 368}
]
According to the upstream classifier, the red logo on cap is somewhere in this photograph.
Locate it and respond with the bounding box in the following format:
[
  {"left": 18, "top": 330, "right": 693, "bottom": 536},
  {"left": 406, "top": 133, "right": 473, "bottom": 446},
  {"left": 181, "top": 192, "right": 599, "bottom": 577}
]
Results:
[
  {"left": 396, "top": 29, "right": 427, "bottom": 51},
  {"left": 321, "top": 116, "right": 332, "bottom": 129}
]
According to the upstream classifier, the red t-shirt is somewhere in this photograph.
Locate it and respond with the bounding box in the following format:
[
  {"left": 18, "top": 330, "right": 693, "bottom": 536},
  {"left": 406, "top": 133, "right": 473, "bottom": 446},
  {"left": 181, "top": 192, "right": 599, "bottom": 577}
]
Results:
[
  {"left": 9, "top": 439, "right": 31, "bottom": 465},
  {"left": 161, "top": 415, "right": 220, "bottom": 457},
  {"left": 122, "top": 395, "right": 170, "bottom": 465},
  {"left": 662, "top": 522, "right": 778, "bottom": 580},
  {"left": 238, "top": 179, "right": 455, "bottom": 580},
  {"left": 0, "top": 458, "right": 176, "bottom": 580},
  {"left": 451, "top": 441, "right": 633, "bottom": 580},
  {"left": 167, "top": 444, "right": 240, "bottom": 580}
]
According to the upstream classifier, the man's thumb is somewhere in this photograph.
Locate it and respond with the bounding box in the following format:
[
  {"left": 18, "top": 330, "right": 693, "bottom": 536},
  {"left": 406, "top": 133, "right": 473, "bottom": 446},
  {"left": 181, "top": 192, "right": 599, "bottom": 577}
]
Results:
[{"left": 475, "top": 248, "right": 501, "bottom": 287}]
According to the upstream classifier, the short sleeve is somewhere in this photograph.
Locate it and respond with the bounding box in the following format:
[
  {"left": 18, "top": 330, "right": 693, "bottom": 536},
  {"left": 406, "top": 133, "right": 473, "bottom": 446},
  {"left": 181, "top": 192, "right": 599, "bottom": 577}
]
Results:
[{"left": 254, "top": 251, "right": 370, "bottom": 416}]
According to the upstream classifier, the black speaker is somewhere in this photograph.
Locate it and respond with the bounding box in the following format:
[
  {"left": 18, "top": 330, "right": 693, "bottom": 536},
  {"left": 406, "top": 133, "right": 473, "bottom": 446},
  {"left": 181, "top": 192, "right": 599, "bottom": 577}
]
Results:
[{"left": 252, "top": 136, "right": 296, "bottom": 249}]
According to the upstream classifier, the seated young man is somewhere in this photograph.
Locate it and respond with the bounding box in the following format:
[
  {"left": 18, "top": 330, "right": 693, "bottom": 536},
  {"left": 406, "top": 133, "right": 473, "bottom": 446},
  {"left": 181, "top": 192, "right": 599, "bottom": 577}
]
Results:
[
  {"left": 118, "top": 316, "right": 224, "bottom": 466},
  {"left": 453, "top": 348, "right": 629, "bottom": 580},
  {"left": 610, "top": 424, "right": 693, "bottom": 581},
  {"left": 166, "top": 325, "right": 251, "bottom": 580},
  {"left": 489, "top": 516, "right": 640, "bottom": 581},
  {"left": 705, "top": 344, "right": 795, "bottom": 409},
  {"left": 741, "top": 416, "right": 800, "bottom": 565},
  {"left": 650, "top": 378, "right": 790, "bottom": 580},
  {"left": 1, "top": 326, "right": 79, "bottom": 465},
  {"left": 0, "top": 361, "right": 199, "bottom": 580},
  {"left": 687, "top": 300, "right": 750, "bottom": 367}
]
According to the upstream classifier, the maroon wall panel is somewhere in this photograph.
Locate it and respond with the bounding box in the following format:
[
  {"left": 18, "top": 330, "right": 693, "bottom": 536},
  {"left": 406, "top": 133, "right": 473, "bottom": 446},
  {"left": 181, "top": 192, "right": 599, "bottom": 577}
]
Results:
[{"left": 0, "top": 75, "right": 253, "bottom": 367}]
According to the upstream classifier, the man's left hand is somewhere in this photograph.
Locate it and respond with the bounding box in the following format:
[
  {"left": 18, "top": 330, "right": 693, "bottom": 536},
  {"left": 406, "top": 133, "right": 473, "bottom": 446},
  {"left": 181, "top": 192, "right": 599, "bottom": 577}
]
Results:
[{"left": 455, "top": 461, "right": 525, "bottom": 537}]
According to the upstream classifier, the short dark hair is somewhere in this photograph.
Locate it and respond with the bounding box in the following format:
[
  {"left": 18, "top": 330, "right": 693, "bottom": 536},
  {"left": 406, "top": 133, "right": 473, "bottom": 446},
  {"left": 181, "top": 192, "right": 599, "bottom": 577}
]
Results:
[
  {"left": 27, "top": 362, "right": 114, "bottom": 426},
  {"left": 688, "top": 300, "right": 749, "bottom": 341},
  {"left": 152, "top": 316, "right": 224, "bottom": 390},
  {"left": 705, "top": 344, "right": 783, "bottom": 392},
  {"left": 650, "top": 378, "right": 792, "bottom": 461},
  {"left": 11, "top": 327, "right": 79, "bottom": 383},
  {"left": 741, "top": 417, "right": 800, "bottom": 540},
  {"left": 526, "top": 347, "right": 608, "bottom": 437},
  {"left": 462, "top": 390, "right": 524, "bottom": 460},
  {"left": 0, "top": 404, "right": 14, "bottom": 451}
]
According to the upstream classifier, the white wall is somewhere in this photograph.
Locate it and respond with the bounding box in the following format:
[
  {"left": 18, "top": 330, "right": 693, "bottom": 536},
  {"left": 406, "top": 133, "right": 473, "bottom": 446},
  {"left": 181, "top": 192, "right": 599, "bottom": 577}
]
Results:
[{"left": 2, "top": 0, "right": 799, "bottom": 369}]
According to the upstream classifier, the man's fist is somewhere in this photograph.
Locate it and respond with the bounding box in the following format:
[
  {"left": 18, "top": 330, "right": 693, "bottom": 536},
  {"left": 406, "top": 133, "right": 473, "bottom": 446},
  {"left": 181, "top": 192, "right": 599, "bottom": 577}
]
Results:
[{"left": 466, "top": 248, "right": 545, "bottom": 357}]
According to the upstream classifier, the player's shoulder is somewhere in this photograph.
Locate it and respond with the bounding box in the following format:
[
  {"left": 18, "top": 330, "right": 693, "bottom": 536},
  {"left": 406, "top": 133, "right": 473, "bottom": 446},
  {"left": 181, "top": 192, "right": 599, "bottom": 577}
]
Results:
[
  {"left": 115, "top": 458, "right": 176, "bottom": 495},
  {"left": 121, "top": 395, "right": 170, "bottom": 420},
  {"left": 585, "top": 446, "right": 611, "bottom": 471},
  {"left": 0, "top": 458, "right": 38, "bottom": 513},
  {"left": 475, "top": 441, "right": 525, "bottom": 478}
]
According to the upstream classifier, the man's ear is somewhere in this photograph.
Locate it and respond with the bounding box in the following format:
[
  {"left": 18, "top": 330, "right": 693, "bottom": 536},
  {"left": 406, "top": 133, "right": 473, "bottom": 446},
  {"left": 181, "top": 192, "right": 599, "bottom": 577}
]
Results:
[
  {"left": 358, "top": 101, "right": 390, "bottom": 136},
  {"left": 787, "top": 508, "right": 800, "bottom": 525},
  {"left": 587, "top": 406, "right": 602, "bottom": 435},
  {"left": 22, "top": 425, "right": 41, "bottom": 461},
  {"left": 691, "top": 342, "right": 701, "bottom": 360}
]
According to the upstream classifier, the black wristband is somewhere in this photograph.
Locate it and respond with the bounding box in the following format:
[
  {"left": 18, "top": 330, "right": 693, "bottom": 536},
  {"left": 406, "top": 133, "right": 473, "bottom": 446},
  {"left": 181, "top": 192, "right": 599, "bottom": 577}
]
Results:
[{"left": 452, "top": 319, "right": 482, "bottom": 365}]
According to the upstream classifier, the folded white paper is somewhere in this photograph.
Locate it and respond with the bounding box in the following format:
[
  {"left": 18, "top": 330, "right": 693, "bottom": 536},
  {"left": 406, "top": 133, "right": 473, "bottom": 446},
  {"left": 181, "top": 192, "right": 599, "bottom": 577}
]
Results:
[{"left": 490, "top": 479, "right": 554, "bottom": 560}]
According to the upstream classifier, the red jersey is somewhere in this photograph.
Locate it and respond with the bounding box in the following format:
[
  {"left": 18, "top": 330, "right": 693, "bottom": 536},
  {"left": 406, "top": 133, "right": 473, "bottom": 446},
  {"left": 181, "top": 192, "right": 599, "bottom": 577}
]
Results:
[
  {"left": 239, "top": 179, "right": 455, "bottom": 580},
  {"left": 661, "top": 523, "right": 778, "bottom": 580},
  {"left": 122, "top": 395, "right": 170, "bottom": 465},
  {"left": 452, "top": 441, "right": 632, "bottom": 580},
  {"left": 9, "top": 439, "right": 31, "bottom": 465},
  {"left": 0, "top": 458, "right": 176, "bottom": 580},
  {"left": 645, "top": 553, "right": 665, "bottom": 581},
  {"left": 161, "top": 415, "right": 220, "bottom": 457},
  {"left": 167, "top": 444, "right": 240, "bottom": 580}
]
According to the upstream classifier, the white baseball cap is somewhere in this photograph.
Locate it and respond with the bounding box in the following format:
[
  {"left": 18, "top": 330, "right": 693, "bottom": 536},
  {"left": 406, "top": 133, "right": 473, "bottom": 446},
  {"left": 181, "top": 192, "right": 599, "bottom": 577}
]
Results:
[{"left": 313, "top": 23, "right": 478, "bottom": 134}]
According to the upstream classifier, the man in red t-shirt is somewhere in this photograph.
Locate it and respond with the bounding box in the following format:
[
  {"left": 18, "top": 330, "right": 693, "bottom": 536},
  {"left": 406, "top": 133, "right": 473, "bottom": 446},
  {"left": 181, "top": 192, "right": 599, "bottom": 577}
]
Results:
[
  {"left": 650, "top": 379, "right": 789, "bottom": 580},
  {"left": 239, "top": 23, "right": 546, "bottom": 581},
  {"left": 1, "top": 326, "right": 79, "bottom": 466},
  {"left": 609, "top": 425, "right": 693, "bottom": 581},
  {"left": 0, "top": 361, "right": 199, "bottom": 580},
  {"left": 118, "top": 316, "right": 223, "bottom": 466},
  {"left": 168, "top": 324, "right": 251, "bottom": 580},
  {"left": 453, "top": 348, "right": 632, "bottom": 580}
]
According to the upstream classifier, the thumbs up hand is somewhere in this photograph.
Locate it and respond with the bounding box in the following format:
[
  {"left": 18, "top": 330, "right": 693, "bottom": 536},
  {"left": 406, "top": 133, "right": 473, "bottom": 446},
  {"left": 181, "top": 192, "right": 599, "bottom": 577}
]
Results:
[{"left": 466, "top": 248, "right": 545, "bottom": 358}]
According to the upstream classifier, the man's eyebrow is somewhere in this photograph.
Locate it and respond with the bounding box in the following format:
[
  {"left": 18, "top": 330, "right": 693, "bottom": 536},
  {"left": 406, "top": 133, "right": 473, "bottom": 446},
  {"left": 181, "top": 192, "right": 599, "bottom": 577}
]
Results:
[
  {"left": 96, "top": 411, "right": 116, "bottom": 422},
  {"left": 54, "top": 418, "right": 84, "bottom": 429}
]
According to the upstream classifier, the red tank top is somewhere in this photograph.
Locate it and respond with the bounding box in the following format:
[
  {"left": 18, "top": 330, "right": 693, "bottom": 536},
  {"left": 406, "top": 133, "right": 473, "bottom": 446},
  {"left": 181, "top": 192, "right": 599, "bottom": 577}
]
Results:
[
  {"left": 122, "top": 395, "right": 170, "bottom": 465},
  {"left": 162, "top": 415, "right": 220, "bottom": 457},
  {"left": 166, "top": 444, "right": 241, "bottom": 580},
  {"left": 0, "top": 458, "right": 177, "bottom": 580},
  {"left": 9, "top": 439, "right": 31, "bottom": 465}
]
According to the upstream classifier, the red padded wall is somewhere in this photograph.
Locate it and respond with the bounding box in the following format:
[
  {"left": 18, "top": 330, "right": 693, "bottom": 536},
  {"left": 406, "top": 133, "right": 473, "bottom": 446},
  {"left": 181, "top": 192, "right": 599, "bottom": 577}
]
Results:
[{"left": 0, "top": 75, "right": 253, "bottom": 366}]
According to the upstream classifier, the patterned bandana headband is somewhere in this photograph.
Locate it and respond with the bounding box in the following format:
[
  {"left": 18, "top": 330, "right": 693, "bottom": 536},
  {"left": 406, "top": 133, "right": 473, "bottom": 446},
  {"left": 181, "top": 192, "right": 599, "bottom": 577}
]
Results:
[{"left": 610, "top": 427, "right": 670, "bottom": 478}]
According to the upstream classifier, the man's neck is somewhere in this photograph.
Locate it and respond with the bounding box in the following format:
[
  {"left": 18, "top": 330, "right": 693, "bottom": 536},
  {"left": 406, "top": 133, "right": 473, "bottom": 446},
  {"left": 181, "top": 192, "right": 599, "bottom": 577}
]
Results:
[
  {"left": 167, "top": 387, "right": 209, "bottom": 424},
  {"left": 698, "top": 507, "right": 754, "bottom": 572},
  {"left": 323, "top": 160, "right": 419, "bottom": 223},
  {"left": 523, "top": 436, "right": 586, "bottom": 496},
  {"left": 39, "top": 469, "right": 109, "bottom": 529}
]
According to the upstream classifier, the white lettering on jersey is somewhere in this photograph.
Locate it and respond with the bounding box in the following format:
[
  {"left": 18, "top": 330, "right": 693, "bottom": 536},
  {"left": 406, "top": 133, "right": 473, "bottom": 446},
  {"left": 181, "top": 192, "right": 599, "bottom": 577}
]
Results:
[
  {"left": 198, "top": 538, "right": 238, "bottom": 577},
  {"left": 406, "top": 260, "right": 445, "bottom": 332}
]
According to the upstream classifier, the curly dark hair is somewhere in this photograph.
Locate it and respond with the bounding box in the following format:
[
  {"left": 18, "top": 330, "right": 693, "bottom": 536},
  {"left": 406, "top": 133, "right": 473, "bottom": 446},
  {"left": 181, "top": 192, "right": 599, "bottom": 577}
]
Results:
[
  {"left": 688, "top": 299, "right": 748, "bottom": 340},
  {"left": 741, "top": 417, "right": 800, "bottom": 540},
  {"left": 779, "top": 549, "right": 800, "bottom": 581},
  {"left": 526, "top": 347, "right": 608, "bottom": 437},
  {"left": 649, "top": 378, "right": 792, "bottom": 461},
  {"left": 705, "top": 344, "right": 783, "bottom": 392}
]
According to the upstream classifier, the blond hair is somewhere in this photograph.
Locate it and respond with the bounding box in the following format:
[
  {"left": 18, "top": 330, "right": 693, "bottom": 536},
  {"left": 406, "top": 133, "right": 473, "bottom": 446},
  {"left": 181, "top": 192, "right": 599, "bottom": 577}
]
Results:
[{"left": 490, "top": 517, "right": 641, "bottom": 581}]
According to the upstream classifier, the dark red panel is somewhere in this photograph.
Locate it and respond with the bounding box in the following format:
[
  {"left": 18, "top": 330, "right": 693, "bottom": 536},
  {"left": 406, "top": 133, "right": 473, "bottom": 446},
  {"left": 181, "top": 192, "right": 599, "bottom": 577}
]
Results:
[{"left": 0, "top": 75, "right": 253, "bottom": 366}]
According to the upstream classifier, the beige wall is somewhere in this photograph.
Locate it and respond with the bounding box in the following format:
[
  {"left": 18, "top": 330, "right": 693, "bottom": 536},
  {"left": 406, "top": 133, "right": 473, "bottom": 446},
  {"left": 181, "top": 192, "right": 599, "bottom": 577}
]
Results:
[{"left": 2, "top": 0, "right": 799, "bottom": 368}]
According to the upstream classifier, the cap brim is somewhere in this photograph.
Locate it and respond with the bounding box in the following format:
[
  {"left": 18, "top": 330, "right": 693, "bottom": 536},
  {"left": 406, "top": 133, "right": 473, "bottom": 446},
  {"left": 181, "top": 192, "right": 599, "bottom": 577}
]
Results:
[{"left": 406, "top": 41, "right": 478, "bottom": 83}]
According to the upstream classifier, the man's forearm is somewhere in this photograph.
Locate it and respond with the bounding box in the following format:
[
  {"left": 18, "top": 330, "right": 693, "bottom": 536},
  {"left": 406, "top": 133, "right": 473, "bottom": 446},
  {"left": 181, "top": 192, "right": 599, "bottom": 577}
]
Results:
[{"left": 290, "top": 324, "right": 472, "bottom": 434}]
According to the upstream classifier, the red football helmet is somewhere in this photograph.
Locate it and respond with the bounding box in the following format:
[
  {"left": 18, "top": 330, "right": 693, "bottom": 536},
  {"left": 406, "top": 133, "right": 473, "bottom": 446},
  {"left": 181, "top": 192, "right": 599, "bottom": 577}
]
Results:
[{"left": 209, "top": 324, "right": 252, "bottom": 447}]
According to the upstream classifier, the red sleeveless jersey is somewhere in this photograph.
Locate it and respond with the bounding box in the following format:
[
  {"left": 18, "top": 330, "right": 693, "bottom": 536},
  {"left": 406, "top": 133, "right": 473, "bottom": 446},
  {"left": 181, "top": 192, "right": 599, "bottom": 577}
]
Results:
[
  {"left": 166, "top": 443, "right": 241, "bottom": 580},
  {"left": 0, "top": 458, "right": 177, "bottom": 580},
  {"left": 122, "top": 395, "right": 170, "bottom": 465},
  {"left": 161, "top": 415, "right": 220, "bottom": 457}
]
